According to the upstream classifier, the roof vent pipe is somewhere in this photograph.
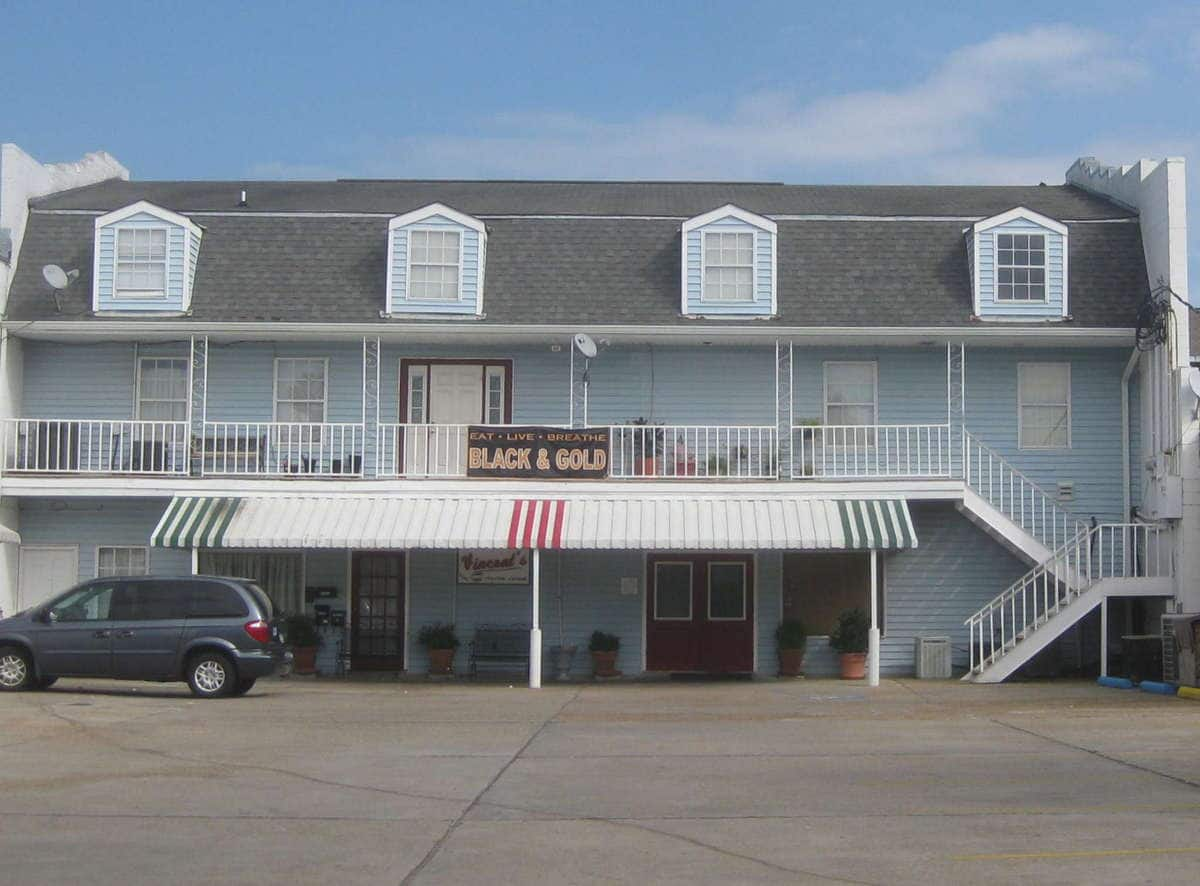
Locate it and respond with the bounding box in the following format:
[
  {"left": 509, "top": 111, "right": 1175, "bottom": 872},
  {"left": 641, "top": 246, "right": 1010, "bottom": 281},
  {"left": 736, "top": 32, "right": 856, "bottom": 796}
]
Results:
[{"left": 238, "top": 190, "right": 247, "bottom": 207}]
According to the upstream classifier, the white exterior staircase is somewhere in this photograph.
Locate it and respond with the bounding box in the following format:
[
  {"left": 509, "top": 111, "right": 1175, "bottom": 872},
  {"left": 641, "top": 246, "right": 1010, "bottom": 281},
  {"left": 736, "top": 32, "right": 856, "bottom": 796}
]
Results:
[{"left": 964, "top": 522, "right": 1173, "bottom": 682}]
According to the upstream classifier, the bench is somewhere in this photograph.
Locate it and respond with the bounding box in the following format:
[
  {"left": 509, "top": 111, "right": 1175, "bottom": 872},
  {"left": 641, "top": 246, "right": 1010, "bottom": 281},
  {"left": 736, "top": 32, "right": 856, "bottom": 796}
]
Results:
[{"left": 469, "top": 625, "right": 530, "bottom": 677}]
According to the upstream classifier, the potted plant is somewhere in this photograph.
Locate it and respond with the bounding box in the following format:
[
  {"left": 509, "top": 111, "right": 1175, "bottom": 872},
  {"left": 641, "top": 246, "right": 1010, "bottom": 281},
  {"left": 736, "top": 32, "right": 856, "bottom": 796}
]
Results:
[
  {"left": 283, "top": 613, "right": 321, "bottom": 675},
  {"left": 829, "top": 608, "right": 870, "bottom": 679},
  {"left": 418, "top": 622, "right": 459, "bottom": 675},
  {"left": 588, "top": 630, "right": 621, "bottom": 678},
  {"left": 629, "top": 418, "right": 663, "bottom": 476},
  {"left": 706, "top": 453, "right": 729, "bottom": 477},
  {"left": 775, "top": 618, "right": 808, "bottom": 677}
]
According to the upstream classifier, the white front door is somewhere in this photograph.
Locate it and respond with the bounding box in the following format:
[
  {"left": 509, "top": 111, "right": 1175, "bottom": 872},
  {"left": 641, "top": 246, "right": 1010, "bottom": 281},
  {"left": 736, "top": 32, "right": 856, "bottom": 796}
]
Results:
[
  {"left": 405, "top": 364, "right": 485, "bottom": 476},
  {"left": 17, "top": 545, "right": 79, "bottom": 610}
]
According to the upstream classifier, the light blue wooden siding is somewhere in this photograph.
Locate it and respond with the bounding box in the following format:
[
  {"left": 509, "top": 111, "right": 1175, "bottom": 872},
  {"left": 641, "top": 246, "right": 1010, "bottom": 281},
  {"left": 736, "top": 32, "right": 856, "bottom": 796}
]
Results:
[
  {"left": 587, "top": 345, "right": 776, "bottom": 425},
  {"left": 685, "top": 216, "right": 773, "bottom": 316},
  {"left": 965, "top": 347, "right": 1127, "bottom": 524},
  {"left": 976, "top": 218, "right": 1065, "bottom": 318},
  {"left": 205, "top": 342, "right": 363, "bottom": 423},
  {"left": 96, "top": 213, "right": 189, "bottom": 313},
  {"left": 187, "top": 229, "right": 202, "bottom": 301},
  {"left": 406, "top": 550, "right": 645, "bottom": 677},
  {"left": 20, "top": 341, "right": 187, "bottom": 418},
  {"left": 880, "top": 503, "right": 1027, "bottom": 674},
  {"left": 380, "top": 345, "right": 570, "bottom": 425},
  {"left": 17, "top": 496, "right": 191, "bottom": 579},
  {"left": 790, "top": 347, "right": 947, "bottom": 426},
  {"left": 389, "top": 215, "right": 481, "bottom": 315}
]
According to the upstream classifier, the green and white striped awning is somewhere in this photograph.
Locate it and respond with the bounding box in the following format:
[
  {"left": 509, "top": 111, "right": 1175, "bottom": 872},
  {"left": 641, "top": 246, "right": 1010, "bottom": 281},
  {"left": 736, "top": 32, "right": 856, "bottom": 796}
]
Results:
[
  {"left": 151, "top": 494, "right": 916, "bottom": 551},
  {"left": 151, "top": 496, "right": 242, "bottom": 549}
]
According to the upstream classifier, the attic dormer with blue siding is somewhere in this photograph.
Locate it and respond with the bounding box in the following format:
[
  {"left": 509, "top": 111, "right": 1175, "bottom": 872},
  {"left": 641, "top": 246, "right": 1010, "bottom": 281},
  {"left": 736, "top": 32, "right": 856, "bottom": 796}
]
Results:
[
  {"left": 93, "top": 201, "right": 202, "bottom": 314},
  {"left": 386, "top": 203, "right": 487, "bottom": 316},
  {"left": 971, "top": 207, "right": 1069, "bottom": 321},
  {"left": 681, "top": 205, "right": 777, "bottom": 317}
]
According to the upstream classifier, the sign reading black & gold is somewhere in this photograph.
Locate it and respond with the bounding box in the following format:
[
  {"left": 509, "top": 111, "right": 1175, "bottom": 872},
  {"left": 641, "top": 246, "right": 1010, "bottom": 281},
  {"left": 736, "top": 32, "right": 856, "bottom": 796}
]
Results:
[{"left": 467, "top": 426, "right": 609, "bottom": 479}]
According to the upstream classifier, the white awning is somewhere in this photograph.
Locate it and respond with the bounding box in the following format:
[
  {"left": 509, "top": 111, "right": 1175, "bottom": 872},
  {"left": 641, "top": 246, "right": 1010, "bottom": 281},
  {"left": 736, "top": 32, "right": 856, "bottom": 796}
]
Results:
[
  {"left": 152, "top": 494, "right": 916, "bottom": 551},
  {"left": 0, "top": 524, "right": 20, "bottom": 545}
]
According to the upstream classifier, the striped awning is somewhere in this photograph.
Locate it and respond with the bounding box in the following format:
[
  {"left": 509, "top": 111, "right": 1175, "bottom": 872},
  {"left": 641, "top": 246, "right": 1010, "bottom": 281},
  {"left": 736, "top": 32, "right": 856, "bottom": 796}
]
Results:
[{"left": 151, "top": 495, "right": 916, "bottom": 551}]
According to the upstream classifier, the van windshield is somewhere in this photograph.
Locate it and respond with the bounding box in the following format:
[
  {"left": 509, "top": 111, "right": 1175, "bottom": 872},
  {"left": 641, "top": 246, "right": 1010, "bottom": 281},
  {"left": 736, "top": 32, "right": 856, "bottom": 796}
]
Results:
[{"left": 240, "top": 582, "right": 275, "bottom": 620}]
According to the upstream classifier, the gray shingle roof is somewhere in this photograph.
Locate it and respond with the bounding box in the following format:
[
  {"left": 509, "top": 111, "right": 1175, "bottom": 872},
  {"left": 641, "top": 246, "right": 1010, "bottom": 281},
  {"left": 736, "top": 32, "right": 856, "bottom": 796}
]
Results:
[
  {"left": 31, "top": 178, "right": 1134, "bottom": 219},
  {"left": 7, "top": 206, "right": 1148, "bottom": 327}
]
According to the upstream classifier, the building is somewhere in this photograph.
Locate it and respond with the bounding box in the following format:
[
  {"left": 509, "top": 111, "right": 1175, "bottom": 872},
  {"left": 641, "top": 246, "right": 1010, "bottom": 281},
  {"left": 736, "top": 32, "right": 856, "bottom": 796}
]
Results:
[{"left": 0, "top": 146, "right": 1191, "bottom": 686}]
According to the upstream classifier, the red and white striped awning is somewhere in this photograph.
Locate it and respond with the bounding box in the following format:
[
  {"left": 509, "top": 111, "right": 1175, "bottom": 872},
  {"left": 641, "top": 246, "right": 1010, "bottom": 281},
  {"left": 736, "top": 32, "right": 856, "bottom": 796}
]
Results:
[{"left": 153, "top": 494, "right": 916, "bottom": 551}]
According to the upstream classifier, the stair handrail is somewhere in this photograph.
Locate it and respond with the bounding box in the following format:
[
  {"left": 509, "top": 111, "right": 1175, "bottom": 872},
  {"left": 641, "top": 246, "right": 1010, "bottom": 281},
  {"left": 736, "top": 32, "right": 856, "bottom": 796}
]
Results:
[
  {"left": 964, "top": 522, "right": 1171, "bottom": 674},
  {"left": 962, "top": 430, "right": 1087, "bottom": 552}
]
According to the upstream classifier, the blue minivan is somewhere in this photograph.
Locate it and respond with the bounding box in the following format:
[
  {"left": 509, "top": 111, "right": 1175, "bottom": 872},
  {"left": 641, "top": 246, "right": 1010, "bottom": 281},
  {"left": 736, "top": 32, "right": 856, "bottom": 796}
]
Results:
[{"left": 0, "top": 575, "right": 290, "bottom": 697}]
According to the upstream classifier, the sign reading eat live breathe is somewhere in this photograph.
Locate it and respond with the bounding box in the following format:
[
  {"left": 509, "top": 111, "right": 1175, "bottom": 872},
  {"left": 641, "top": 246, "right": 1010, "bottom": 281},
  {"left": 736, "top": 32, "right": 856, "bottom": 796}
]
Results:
[{"left": 466, "top": 426, "right": 609, "bottom": 479}]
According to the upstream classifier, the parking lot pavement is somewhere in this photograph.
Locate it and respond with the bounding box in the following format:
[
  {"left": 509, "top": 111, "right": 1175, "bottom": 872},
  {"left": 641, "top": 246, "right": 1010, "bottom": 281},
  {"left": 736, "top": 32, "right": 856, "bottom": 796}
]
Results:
[{"left": 2, "top": 677, "right": 1198, "bottom": 885}]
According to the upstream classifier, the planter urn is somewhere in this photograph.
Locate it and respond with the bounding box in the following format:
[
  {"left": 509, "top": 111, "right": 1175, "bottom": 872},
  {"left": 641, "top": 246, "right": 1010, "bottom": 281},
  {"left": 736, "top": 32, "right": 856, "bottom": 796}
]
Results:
[
  {"left": 291, "top": 645, "right": 318, "bottom": 675},
  {"left": 591, "top": 650, "right": 619, "bottom": 678},
  {"left": 839, "top": 652, "right": 867, "bottom": 680},
  {"left": 778, "top": 648, "right": 806, "bottom": 677},
  {"left": 427, "top": 648, "right": 455, "bottom": 675}
]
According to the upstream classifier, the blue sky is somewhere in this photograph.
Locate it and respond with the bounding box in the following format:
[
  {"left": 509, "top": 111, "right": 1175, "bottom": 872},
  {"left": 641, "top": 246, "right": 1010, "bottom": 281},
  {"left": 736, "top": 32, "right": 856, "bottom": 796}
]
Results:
[{"left": 4, "top": 0, "right": 1199, "bottom": 284}]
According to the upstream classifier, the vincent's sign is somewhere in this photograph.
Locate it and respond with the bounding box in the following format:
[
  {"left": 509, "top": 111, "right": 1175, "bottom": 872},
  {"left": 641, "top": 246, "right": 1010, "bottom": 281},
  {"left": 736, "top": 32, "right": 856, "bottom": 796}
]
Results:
[
  {"left": 466, "top": 426, "right": 609, "bottom": 479},
  {"left": 457, "top": 549, "right": 530, "bottom": 584}
]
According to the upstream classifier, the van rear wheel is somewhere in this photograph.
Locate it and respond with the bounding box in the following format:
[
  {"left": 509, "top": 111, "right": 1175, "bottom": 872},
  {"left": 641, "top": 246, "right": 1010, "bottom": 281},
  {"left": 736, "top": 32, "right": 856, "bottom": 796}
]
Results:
[
  {"left": 0, "top": 646, "right": 33, "bottom": 691},
  {"left": 186, "top": 651, "right": 235, "bottom": 698}
]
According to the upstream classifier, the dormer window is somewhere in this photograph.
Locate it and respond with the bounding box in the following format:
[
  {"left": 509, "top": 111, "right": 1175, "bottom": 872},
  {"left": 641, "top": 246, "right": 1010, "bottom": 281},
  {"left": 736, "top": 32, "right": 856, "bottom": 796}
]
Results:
[
  {"left": 116, "top": 228, "right": 168, "bottom": 298},
  {"left": 387, "top": 203, "right": 485, "bottom": 316},
  {"left": 970, "top": 207, "right": 1067, "bottom": 320},
  {"left": 703, "top": 232, "right": 754, "bottom": 302},
  {"left": 681, "top": 204, "right": 776, "bottom": 317},
  {"left": 409, "top": 229, "right": 461, "bottom": 300},
  {"left": 996, "top": 233, "right": 1046, "bottom": 302}
]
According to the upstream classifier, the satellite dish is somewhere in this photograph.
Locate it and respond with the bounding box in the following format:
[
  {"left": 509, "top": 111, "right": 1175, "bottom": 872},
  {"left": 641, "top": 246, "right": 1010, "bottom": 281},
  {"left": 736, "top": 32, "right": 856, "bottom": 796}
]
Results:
[
  {"left": 1187, "top": 367, "right": 1200, "bottom": 400},
  {"left": 573, "top": 332, "right": 598, "bottom": 359},
  {"left": 41, "top": 265, "right": 79, "bottom": 290}
]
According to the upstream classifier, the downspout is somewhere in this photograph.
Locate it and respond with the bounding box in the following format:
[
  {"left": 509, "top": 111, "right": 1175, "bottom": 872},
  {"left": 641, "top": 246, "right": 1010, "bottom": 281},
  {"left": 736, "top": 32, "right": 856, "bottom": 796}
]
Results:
[{"left": 1121, "top": 347, "right": 1141, "bottom": 522}]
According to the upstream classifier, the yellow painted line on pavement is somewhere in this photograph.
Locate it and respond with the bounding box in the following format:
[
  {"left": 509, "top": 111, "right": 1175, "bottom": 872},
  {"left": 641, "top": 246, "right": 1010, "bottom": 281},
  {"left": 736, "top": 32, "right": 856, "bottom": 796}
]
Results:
[{"left": 952, "top": 847, "right": 1200, "bottom": 862}]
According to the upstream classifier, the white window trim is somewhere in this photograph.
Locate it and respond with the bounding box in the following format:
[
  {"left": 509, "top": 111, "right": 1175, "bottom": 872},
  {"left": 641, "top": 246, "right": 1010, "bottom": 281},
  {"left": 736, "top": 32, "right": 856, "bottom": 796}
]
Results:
[
  {"left": 653, "top": 561, "right": 693, "bottom": 621},
  {"left": 114, "top": 225, "right": 171, "bottom": 300},
  {"left": 972, "top": 206, "right": 1069, "bottom": 318},
  {"left": 135, "top": 357, "right": 189, "bottom": 421},
  {"left": 95, "top": 545, "right": 150, "bottom": 578},
  {"left": 92, "top": 201, "right": 203, "bottom": 313},
  {"left": 707, "top": 561, "right": 747, "bottom": 621},
  {"left": 1017, "top": 362, "right": 1072, "bottom": 450},
  {"left": 272, "top": 357, "right": 330, "bottom": 424},
  {"left": 822, "top": 361, "right": 879, "bottom": 427},
  {"left": 484, "top": 366, "right": 506, "bottom": 425},
  {"left": 699, "top": 229, "right": 756, "bottom": 304},
  {"left": 386, "top": 203, "right": 487, "bottom": 315},
  {"left": 403, "top": 225, "right": 465, "bottom": 303},
  {"left": 680, "top": 204, "right": 777, "bottom": 316},
  {"left": 994, "top": 231, "right": 1049, "bottom": 304}
]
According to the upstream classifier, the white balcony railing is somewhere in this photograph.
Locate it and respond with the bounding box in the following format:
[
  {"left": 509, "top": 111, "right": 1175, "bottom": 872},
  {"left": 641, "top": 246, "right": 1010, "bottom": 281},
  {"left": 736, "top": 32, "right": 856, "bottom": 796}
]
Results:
[
  {"left": 200, "top": 422, "right": 364, "bottom": 477},
  {"left": 609, "top": 425, "right": 777, "bottom": 479},
  {"left": 1, "top": 419, "right": 190, "bottom": 475},
  {"left": 790, "top": 423, "right": 952, "bottom": 479},
  {"left": 377, "top": 423, "right": 475, "bottom": 478}
]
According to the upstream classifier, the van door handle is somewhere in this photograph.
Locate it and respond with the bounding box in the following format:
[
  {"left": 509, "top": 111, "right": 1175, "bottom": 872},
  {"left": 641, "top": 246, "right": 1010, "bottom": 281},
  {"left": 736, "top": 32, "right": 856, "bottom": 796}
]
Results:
[
  {"left": 115, "top": 630, "right": 134, "bottom": 639},
  {"left": 93, "top": 630, "right": 111, "bottom": 639}
]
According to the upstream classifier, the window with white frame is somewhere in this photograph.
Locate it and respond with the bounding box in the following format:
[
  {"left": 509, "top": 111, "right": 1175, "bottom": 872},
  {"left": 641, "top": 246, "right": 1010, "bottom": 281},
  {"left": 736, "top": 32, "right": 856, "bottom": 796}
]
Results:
[
  {"left": 703, "top": 231, "right": 754, "bottom": 301},
  {"left": 1018, "top": 363, "right": 1070, "bottom": 449},
  {"left": 137, "top": 358, "right": 188, "bottom": 421},
  {"left": 409, "top": 229, "right": 461, "bottom": 300},
  {"left": 115, "top": 228, "right": 168, "bottom": 298},
  {"left": 406, "top": 366, "right": 428, "bottom": 422},
  {"left": 485, "top": 366, "right": 505, "bottom": 424},
  {"left": 996, "top": 233, "right": 1046, "bottom": 301},
  {"left": 274, "top": 358, "right": 327, "bottom": 423},
  {"left": 824, "top": 362, "right": 878, "bottom": 426},
  {"left": 97, "top": 546, "right": 148, "bottom": 578}
]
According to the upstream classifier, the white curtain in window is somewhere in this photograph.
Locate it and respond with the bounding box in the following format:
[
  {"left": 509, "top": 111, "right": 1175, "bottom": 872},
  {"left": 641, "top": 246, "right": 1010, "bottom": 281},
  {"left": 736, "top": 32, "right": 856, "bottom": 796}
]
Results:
[{"left": 197, "top": 551, "right": 304, "bottom": 614}]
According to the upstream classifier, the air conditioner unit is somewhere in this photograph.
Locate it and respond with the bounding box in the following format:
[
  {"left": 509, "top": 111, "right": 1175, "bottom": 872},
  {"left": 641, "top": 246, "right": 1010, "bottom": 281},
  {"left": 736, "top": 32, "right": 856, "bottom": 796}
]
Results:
[
  {"left": 1161, "top": 614, "right": 1200, "bottom": 688},
  {"left": 914, "top": 635, "right": 952, "bottom": 679}
]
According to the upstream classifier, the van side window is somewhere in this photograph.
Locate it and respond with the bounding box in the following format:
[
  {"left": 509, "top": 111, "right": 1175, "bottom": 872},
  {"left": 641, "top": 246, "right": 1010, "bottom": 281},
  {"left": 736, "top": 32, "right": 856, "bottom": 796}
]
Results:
[
  {"left": 187, "top": 581, "right": 249, "bottom": 618},
  {"left": 117, "top": 582, "right": 190, "bottom": 620},
  {"left": 49, "top": 584, "right": 117, "bottom": 622}
]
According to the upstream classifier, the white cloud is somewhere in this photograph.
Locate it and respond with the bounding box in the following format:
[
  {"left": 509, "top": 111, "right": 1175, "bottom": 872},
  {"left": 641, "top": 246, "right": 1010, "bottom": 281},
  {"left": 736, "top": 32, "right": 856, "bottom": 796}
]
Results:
[{"left": 340, "top": 24, "right": 1143, "bottom": 181}]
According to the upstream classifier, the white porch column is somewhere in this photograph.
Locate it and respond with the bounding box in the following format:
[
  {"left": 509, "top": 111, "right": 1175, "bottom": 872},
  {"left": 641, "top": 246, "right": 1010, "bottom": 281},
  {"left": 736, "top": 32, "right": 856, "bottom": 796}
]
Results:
[
  {"left": 1100, "top": 596, "right": 1108, "bottom": 678},
  {"left": 529, "top": 547, "right": 543, "bottom": 689},
  {"left": 868, "top": 549, "right": 880, "bottom": 687}
]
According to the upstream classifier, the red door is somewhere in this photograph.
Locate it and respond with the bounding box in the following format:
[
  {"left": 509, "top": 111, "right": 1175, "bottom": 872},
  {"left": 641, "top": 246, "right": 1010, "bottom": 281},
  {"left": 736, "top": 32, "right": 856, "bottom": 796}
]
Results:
[
  {"left": 350, "top": 552, "right": 405, "bottom": 670},
  {"left": 646, "top": 554, "right": 754, "bottom": 673}
]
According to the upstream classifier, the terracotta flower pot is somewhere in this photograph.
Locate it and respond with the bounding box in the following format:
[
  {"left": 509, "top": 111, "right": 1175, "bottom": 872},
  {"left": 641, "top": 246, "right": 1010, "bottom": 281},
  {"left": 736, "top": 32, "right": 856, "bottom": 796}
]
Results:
[
  {"left": 839, "top": 652, "right": 867, "bottom": 680},
  {"left": 291, "top": 645, "right": 318, "bottom": 675},
  {"left": 778, "top": 648, "right": 806, "bottom": 677},
  {"left": 591, "top": 650, "right": 619, "bottom": 678},
  {"left": 427, "top": 647, "right": 455, "bottom": 675},
  {"left": 640, "top": 457, "right": 657, "bottom": 477}
]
